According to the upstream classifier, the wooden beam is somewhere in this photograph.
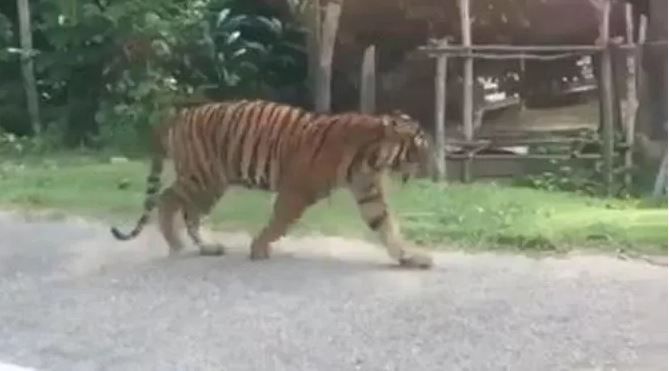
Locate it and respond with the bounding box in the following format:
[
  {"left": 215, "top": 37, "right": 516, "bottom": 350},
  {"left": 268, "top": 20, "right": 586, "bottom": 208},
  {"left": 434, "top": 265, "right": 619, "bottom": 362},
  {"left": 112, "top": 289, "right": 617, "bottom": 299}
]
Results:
[
  {"left": 17, "top": 0, "right": 41, "bottom": 135},
  {"left": 459, "top": 0, "right": 474, "bottom": 182},
  {"left": 420, "top": 44, "right": 605, "bottom": 53},
  {"left": 433, "top": 39, "right": 449, "bottom": 181},
  {"left": 315, "top": 0, "right": 342, "bottom": 113},
  {"left": 598, "top": 0, "right": 615, "bottom": 196},
  {"left": 359, "top": 44, "right": 376, "bottom": 114},
  {"left": 446, "top": 153, "right": 603, "bottom": 161}
]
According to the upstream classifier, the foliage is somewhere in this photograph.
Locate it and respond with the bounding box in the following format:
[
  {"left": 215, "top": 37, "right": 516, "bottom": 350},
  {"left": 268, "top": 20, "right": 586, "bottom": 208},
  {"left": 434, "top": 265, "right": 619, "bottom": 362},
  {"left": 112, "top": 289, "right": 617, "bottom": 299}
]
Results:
[
  {"left": 0, "top": 0, "right": 306, "bottom": 150},
  {"left": 168, "top": 0, "right": 306, "bottom": 99},
  {"left": 514, "top": 139, "right": 632, "bottom": 198},
  {"left": 519, "top": 159, "right": 603, "bottom": 196},
  {"left": 0, "top": 128, "right": 63, "bottom": 157}
]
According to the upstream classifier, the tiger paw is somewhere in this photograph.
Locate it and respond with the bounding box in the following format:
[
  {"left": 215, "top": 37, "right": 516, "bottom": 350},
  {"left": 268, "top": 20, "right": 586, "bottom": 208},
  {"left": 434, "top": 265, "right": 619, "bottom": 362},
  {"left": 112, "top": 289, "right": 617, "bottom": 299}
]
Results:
[
  {"left": 199, "top": 244, "right": 226, "bottom": 256},
  {"left": 399, "top": 251, "right": 433, "bottom": 269},
  {"left": 167, "top": 243, "right": 186, "bottom": 257},
  {"left": 249, "top": 246, "right": 270, "bottom": 261}
]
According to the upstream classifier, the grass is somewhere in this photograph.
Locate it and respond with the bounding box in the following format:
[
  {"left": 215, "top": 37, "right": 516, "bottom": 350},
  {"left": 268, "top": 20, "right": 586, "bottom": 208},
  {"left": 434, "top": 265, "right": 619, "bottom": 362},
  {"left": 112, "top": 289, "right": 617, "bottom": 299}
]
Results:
[{"left": 0, "top": 153, "right": 666, "bottom": 255}]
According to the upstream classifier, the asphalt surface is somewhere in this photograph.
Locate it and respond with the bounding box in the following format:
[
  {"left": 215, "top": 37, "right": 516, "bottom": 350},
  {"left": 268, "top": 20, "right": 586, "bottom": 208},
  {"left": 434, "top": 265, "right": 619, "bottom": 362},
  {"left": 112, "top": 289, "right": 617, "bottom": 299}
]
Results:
[{"left": 0, "top": 211, "right": 666, "bottom": 371}]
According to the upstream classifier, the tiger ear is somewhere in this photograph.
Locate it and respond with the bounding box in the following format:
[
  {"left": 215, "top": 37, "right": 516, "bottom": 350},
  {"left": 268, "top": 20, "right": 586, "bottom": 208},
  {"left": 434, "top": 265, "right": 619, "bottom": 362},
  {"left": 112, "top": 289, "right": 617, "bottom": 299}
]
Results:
[
  {"left": 381, "top": 116, "right": 399, "bottom": 137},
  {"left": 391, "top": 109, "right": 411, "bottom": 120},
  {"left": 381, "top": 116, "right": 391, "bottom": 127}
]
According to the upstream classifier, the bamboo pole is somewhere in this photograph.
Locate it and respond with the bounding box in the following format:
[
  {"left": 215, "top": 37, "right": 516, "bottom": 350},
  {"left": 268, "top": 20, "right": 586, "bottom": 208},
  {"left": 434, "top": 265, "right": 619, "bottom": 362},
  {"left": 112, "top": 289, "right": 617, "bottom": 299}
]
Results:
[
  {"left": 459, "top": 0, "right": 474, "bottom": 182},
  {"left": 315, "top": 0, "right": 342, "bottom": 113},
  {"left": 433, "top": 39, "right": 449, "bottom": 181},
  {"left": 17, "top": 0, "right": 41, "bottom": 135},
  {"left": 359, "top": 44, "right": 376, "bottom": 114}
]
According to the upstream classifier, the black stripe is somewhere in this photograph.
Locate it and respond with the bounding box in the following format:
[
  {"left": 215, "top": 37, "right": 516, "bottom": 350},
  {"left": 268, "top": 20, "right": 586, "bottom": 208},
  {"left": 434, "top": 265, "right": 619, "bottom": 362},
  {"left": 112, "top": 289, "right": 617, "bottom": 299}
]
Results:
[
  {"left": 393, "top": 142, "right": 407, "bottom": 167},
  {"left": 270, "top": 108, "right": 303, "bottom": 162},
  {"left": 221, "top": 101, "right": 250, "bottom": 147},
  {"left": 367, "top": 146, "right": 380, "bottom": 170},
  {"left": 246, "top": 103, "right": 275, "bottom": 186},
  {"left": 311, "top": 117, "right": 343, "bottom": 161},
  {"left": 346, "top": 145, "right": 370, "bottom": 182},
  {"left": 356, "top": 192, "right": 381, "bottom": 205},
  {"left": 234, "top": 104, "right": 261, "bottom": 179},
  {"left": 226, "top": 102, "right": 254, "bottom": 177},
  {"left": 186, "top": 107, "right": 210, "bottom": 188},
  {"left": 367, "top": 212, "right": 387, "bottom": 230}
]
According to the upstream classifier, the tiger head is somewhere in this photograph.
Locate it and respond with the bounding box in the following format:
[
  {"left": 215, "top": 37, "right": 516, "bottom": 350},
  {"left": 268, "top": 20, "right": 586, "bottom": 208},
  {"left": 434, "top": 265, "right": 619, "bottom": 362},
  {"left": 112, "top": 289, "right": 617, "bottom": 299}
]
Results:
[{"left": 381, "top": 111, "right": 432, "bottom": 182}]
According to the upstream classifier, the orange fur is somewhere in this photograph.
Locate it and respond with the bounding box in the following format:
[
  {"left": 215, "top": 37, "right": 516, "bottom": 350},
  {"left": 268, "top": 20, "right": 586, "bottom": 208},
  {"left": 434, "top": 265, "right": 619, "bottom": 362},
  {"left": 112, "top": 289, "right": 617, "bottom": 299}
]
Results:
[{"left": 110, "top": 99, "right": 434, "bottom": 268}]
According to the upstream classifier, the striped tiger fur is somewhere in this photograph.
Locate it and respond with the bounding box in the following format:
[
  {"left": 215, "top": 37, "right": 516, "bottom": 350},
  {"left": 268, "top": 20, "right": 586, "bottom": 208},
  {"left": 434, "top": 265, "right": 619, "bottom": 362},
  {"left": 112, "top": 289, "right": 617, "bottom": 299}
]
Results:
[{"left": 110, "top": 99, "right": 433, "bottom": 268}]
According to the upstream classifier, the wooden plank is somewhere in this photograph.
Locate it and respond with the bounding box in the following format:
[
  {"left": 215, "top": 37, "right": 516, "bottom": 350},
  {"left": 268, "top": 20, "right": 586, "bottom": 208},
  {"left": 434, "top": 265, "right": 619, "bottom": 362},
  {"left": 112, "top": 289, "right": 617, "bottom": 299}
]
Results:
[
  {"left": 359, "top": 44, "right": 376, "bottom": 114},
  {"left": 315, "top": 0, "right": 342, "bottom": 113},
  {"left": 459, "top": 0, "right": 474, "bottom": 182},
  {"left": 433, "top": 39, "right": 448, "bottom": 181},
  {"left": 598, "top": 0, "right": 615, "bottom": 196},
  {"left": 17, "top": 0, "right": 41, "bottom": 135}
]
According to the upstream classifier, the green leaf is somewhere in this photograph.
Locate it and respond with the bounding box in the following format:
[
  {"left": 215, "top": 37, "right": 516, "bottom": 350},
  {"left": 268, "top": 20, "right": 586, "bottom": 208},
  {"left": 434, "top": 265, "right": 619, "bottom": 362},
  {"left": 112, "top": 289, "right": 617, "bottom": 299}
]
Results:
[{"left": 216, "top": 9, "right": 231, "bottom": 27}]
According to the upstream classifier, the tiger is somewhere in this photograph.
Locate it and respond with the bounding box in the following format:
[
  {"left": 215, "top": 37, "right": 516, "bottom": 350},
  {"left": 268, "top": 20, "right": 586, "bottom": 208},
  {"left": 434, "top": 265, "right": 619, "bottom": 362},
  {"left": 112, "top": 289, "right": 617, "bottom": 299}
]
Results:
[{"left": 110, "top": 99, "right": 434, "bottom": 269}]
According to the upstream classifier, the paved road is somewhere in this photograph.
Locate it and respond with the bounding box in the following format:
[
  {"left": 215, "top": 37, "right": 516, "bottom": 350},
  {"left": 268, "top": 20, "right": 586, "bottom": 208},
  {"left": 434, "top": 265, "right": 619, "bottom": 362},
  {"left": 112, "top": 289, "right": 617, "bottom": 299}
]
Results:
[{"left": 0, "top": 211, "right": 666, "bottom": 371}]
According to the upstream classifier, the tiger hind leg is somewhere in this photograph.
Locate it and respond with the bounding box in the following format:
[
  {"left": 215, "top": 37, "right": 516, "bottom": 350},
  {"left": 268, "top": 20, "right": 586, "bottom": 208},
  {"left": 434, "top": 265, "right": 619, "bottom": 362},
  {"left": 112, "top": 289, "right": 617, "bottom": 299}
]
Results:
[
  {"left": 350, "top": 175, "right": 433, "bottom": 269},
  {"left": 250, "top": 190, "right": 314, "bottom": 260},
  {"left": 157, "top": 185, "right": 187, "bottom": 256},
  {"left": 183, "top": 204, "right": 226, "bottom": 256}
]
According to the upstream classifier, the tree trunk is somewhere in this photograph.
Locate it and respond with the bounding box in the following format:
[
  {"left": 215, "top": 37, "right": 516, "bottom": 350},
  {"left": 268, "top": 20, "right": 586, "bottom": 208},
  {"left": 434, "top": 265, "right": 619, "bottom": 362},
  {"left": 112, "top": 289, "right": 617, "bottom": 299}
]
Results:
[
  {"left": 315, "top": 0, "right": 342, "bottom": 113},
  {"left": 359, "top": 44, "right": 376, "bottom": 114},
  {"left": 17, "top": 0, "right": 41, "bottom": 136},
  {"left": 304, "top": 0, "right": 321, "bottom": 109}
]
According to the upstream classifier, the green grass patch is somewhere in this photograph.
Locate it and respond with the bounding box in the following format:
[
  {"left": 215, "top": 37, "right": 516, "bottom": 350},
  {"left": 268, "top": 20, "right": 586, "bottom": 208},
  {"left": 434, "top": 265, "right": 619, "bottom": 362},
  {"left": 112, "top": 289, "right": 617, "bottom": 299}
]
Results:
[{"left": 0, "top": 154, "right": 666, "bottom": 254}]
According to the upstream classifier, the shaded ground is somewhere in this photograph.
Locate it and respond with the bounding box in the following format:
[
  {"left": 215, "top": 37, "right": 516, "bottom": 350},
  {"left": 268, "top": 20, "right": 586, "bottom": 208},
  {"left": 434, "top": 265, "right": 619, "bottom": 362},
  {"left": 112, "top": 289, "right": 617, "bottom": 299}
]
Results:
[{"left": 0, "top": 211, "right": 666, "bottom": 371}]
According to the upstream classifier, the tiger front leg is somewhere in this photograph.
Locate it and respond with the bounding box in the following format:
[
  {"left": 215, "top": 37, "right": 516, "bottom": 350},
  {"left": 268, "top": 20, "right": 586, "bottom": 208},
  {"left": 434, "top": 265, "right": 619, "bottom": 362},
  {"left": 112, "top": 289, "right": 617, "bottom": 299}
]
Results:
[{"left": 350, "top": 176, "right": 433, "bottom": 269}]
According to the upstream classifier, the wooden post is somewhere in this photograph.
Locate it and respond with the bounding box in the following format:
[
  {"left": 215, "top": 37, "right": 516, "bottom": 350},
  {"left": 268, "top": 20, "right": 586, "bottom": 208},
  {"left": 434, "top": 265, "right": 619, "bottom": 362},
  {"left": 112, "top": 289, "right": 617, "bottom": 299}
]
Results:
[
  {"left": 652, "top": 148, "right": 668, "bottom": 197},
  {"left": 315, "top": 0, "right": 342, "bottom": 113},
  {"left": 519, "top": 57, "right": 526, "bottom": 111},
  {"left": 459, "top": 0, "right": 474, "bottom": 182},
  {"left": 359, "top": 44, "right": 376, "bottom": 114},
  {"left": 305, "top": 0, "right": 321, "bottom": 108},
  {"left": 622, "top": 4, "right": 644, "bottom": 189},
  {"left": 598, "top": 0, "right": 615, "bottom": 196},
  {"left": 433, "top": 39, "right": 449, "bottom": 181},
  {"left": 17, "top": 0, "right": 41, "bottom": 135},
  {"left": 636, "top": 15, "right": 648, "bottom": 91}
]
